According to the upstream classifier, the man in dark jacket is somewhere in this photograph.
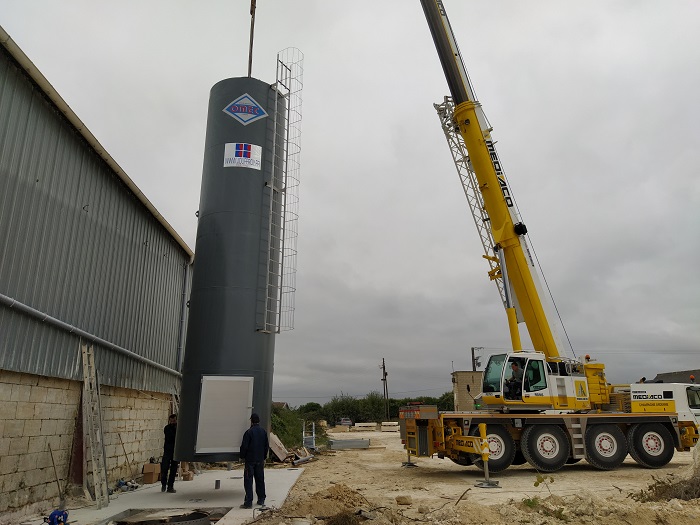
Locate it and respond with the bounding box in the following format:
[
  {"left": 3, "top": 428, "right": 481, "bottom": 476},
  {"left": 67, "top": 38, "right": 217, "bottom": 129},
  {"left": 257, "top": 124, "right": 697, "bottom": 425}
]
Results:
[
  {"left": 239, "top": 413, "right": 268, "bottom": 508},
  {"left": 161, "top": 414, "right": 178, "bottom": 493}
]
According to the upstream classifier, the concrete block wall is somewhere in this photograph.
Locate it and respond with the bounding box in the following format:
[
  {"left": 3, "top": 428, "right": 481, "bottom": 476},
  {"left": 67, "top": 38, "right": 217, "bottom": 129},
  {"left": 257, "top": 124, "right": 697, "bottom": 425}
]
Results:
[
  {"left": 0, "top": 369, "right": 173, "bottom": 518},
  {"left": 0, "top": 369, "right": 80, "bottom": 516},
  {"left": 452, "top": 371, "right": 483, "bottom": 411},
  {"left": 98, "top": 385, "right": 171, "bottom": 484}
]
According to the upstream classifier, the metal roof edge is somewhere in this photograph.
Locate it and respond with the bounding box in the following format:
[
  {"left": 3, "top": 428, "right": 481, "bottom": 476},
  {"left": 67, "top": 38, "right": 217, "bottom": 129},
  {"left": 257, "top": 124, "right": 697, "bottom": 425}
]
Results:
[{"left": 0, "top": 24, "right": 194, "bottom": 261}]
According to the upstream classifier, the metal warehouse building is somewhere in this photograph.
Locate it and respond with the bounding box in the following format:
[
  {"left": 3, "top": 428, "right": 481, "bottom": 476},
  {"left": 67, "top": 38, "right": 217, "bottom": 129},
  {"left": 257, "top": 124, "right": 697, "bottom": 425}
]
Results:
[{"left": 0, "top": 26, "right": 193, "bottom": 516}]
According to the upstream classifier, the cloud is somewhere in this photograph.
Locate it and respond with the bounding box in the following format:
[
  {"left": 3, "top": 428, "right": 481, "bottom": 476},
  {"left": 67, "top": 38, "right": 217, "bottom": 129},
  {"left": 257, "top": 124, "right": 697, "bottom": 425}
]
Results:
[{"left": 3, "top": 0, "right": 699, "bottom": 405}]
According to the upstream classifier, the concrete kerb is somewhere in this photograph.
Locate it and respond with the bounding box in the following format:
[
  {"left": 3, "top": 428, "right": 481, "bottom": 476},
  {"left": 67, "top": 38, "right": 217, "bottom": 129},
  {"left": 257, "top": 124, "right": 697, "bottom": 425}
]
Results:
[
  {"left": 351, "top": 423, "right": 377, "bottom": 431},
  {"left": 16, "top": 467, "right": 303, "bottom": 525}
]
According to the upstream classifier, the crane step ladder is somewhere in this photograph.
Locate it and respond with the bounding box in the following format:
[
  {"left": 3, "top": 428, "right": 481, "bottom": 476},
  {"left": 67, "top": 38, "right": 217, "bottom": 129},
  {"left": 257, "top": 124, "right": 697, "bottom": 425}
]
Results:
[
  {"left": 81, "top": 341, "right": 109, "bottom": 509},
  {"left": 555, "top": 377, "right": 569, "bottom": 407},
  {"left": 565, "top": 417, "right": 586, "bottom": 459}
]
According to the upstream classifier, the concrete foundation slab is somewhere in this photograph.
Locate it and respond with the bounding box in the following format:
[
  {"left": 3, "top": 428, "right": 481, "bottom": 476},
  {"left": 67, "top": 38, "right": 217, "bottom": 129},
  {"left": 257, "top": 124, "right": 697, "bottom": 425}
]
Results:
[{"left": 18, "top": 467, "right": 303, "bottom": 525}]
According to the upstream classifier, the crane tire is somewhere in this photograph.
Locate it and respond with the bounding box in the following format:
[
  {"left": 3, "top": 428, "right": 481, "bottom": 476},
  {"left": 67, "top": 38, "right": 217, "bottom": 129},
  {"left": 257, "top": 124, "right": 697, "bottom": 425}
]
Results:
[
  {"left": 584, "top": 424, "right": 628, "bottom": 470},
  {"left": 521, "top": 424, "right": 570, "bottom": 473},
  {"left": 627, "top": 423, "right": 675, "bottom": 468},
  {"left": 468, "top": 424, "right": 516, "bottom": 473}
]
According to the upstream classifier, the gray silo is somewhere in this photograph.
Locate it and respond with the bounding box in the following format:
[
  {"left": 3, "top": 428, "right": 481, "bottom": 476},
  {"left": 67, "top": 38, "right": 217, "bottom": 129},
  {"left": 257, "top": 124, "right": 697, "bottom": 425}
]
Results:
[{"left": 176, "top": 50, "right": 303, "bottom": 462}]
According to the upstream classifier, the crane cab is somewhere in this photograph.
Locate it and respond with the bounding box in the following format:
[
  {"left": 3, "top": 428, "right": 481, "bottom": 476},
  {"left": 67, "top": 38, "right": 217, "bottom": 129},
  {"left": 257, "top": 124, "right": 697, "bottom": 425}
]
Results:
[{"left": 478, "top": 352, "right": 597, "bottom": 412}]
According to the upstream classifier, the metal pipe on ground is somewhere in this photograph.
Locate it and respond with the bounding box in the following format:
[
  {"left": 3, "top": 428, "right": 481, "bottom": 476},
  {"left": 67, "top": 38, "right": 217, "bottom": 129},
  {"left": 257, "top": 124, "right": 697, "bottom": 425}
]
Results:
[
  {"left": 48, "top": 443, "right": 66, "bottom": 509},
  {"left": 118, "top": 432, "right": 138, "bottom": 481},
  {"left": 328, "top": 439, "right": 370, "bottom": 450},
  {"left": 292, "top": 455, "right": 314, "bottom": 466}
]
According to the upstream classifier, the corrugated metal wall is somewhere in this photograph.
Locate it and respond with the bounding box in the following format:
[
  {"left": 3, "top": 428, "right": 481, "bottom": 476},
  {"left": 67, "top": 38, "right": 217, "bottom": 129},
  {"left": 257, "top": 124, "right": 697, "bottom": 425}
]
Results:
[{"left": 0, "top": 45, "right": 190, "bottom": 393}]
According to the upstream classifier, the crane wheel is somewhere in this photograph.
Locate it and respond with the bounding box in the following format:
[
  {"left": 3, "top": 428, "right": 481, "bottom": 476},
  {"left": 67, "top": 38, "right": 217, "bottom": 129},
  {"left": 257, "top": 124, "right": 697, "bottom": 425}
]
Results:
[
  {"left": 584, "top": 424, "right": 628, "bottom": 470},
  {"left": 627, "top": 423, "right": 675, "bottom": 468},
  {"left": 521, "top": 424, "right": 570, "bottom": 473},
  {"left": 468, "top": 424, "right": 516, "bottom": 473}
]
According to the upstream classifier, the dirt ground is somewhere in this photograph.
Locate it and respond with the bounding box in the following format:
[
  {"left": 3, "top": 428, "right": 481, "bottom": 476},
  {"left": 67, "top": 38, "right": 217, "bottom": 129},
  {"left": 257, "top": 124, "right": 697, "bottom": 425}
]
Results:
[{"left": 256, "top": 429, "right": 700, "bottom": 525}]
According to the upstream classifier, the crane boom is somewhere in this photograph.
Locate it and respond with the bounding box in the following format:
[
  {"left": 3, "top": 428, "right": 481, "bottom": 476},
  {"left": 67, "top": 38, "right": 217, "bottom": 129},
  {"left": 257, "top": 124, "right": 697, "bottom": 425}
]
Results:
[
  {"left": 402, "top": 5, "right": 696, "bottom": 458},
  {"left": 420, "top": 0, "right": 560, "bottom": 358}
]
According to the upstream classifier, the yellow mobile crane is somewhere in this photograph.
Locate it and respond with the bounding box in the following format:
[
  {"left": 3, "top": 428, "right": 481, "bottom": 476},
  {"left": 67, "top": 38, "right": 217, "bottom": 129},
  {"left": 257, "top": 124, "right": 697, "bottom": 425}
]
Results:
[
  {"left": 422, "top": 0, "right": 606, "bottom": 414},
  {"left": 399, "top": 0, "right": 700, "bottom": 473}
]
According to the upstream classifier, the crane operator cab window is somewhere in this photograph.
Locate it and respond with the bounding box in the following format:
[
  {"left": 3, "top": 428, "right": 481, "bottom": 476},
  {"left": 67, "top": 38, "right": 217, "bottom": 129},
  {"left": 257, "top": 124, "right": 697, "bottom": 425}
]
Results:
[
  {"left": 687, "top": 387, "right": 700, "bottom": 411},
  {"left": 504, "top": 357, "right": 525, "bottom": 400},
  {"left": 482, "top": 354, "right": 507, "bottom": 393},
  {"left": 523, "top": 360, "right": 548, "bottom": 393}
]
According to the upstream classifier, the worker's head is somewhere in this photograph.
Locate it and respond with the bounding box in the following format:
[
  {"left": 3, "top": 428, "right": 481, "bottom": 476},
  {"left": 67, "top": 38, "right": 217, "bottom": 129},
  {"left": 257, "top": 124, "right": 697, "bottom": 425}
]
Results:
[
  {"left": 511, "top": 362, "right": 519, "bottom": 369},
  {"left": 169, "top": 414, "right": 177, "bottom": 424},
  {"left": 250, "top": 413, "right": 260, "bottom": 424}
]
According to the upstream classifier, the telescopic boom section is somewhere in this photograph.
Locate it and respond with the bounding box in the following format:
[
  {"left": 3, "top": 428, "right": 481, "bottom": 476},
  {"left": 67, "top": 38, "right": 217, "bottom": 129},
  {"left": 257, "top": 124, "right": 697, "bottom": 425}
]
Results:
[{"left": 420, "top": 0, "right": 560, "bottom": 358}]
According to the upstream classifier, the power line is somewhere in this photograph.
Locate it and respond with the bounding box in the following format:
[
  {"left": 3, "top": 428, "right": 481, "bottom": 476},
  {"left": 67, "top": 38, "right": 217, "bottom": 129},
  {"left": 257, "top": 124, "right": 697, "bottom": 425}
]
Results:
[
  {"left": 470, "top": 346, "right": 698, "bottom": 355},
  {"left": 279, "top": 387, "right": 449, "bottom": 401},
  {"left": 389, "top": 388, "right": 446, "bottom": 395}
]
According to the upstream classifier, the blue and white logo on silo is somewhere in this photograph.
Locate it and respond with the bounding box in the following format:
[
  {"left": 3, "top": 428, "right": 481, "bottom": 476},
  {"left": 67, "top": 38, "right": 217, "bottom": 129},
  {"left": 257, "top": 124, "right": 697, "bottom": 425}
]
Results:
[
  {"left": 222, "top": 94, "right": 268, "bottom": 126},
  {"left": 223, "top": 142, "right": 262, "bottom": 170}
]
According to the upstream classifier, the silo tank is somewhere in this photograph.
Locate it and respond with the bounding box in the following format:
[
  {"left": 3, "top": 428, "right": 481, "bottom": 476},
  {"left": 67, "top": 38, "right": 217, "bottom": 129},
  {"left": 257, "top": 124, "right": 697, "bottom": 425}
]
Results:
[{"left": 175, "top": 77, "right": 285, "bottom": 462}]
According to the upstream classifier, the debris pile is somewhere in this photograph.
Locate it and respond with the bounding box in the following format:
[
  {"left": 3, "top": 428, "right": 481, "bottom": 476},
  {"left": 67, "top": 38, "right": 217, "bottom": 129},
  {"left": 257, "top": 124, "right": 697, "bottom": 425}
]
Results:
[
  {"left": 286, "top": 483, "right": 368, "bottom": 519},
  {"left": 630, "top": 441, "right": 700, "bottom": 502},
  {"left": 269, "top": 432, "right": 317, "bottom": 465},
  {"left": 630, "top": 473, "right": 700, "bottom": 503}
]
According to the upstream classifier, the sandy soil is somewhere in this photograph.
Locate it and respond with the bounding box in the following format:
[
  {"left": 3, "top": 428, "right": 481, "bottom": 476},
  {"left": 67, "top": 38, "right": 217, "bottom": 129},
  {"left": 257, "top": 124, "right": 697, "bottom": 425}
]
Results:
[{"left": 256, "top": 429, "right": 700, "bottom": 525}]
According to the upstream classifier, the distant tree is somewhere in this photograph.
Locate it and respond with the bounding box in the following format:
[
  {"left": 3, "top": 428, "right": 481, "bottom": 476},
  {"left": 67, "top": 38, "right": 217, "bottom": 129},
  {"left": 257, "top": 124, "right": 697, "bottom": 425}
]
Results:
[
  {"left": 270, "top": 404, "right": 302, "bottom": 448},
  {"left": 358, "top": 391, "right": 385, "bottom": 422},
  {"left": 298, "top": 402, "right": 323, "bottom": 422},
  {"left": 385, "top": 392, "right": 454, "bottom": 418},
  {"left": 298, "top": 402, "right": 322, "bottom": 413},
  {"left": 319, "top": 390, "right": 456, "bottom": 423},
  {"left": 322, "top": 393, "right": 358, "bottom": 425},
  {"left": 436, "top": 391, "right": 455, "bottom": 411},
  {"left": 388, "top": 398, "right": 404, "bottom": 419}
]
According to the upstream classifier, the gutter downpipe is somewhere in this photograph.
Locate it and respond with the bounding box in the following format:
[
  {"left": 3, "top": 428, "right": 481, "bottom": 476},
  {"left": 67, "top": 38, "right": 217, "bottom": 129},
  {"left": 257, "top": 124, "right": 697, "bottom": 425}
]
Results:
[{"left": 0, "top": 292, "right": 181, "bottom": 377}]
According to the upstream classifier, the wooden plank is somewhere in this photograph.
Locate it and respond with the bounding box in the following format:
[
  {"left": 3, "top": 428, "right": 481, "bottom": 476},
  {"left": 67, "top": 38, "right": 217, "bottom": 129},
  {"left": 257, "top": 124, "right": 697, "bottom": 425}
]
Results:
[{"left": 269, "top": 432, "right": 289, "bottom": 462}]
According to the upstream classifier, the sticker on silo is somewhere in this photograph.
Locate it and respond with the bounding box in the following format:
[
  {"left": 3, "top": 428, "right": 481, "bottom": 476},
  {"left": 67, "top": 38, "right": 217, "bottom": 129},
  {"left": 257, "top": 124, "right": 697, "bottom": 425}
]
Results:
[
  {"left": 222, "top": 94, "right": 268, "bottom": 125},
  {"left": 223, "top": 143, "right": 262, "bottom": 170}
]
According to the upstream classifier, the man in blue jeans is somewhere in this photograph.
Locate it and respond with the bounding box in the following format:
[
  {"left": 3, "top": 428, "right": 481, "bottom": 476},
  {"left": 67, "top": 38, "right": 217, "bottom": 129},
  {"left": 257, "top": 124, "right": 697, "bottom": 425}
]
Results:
[{"left": 239, "top": 413, "right": 268, "bottom": 508}]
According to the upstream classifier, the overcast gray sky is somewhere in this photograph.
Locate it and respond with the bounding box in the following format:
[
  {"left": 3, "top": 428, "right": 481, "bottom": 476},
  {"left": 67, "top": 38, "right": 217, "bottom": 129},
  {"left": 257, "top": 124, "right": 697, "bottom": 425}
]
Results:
[{"left": 2, "top": 0, "right": 699, "bottom": 405}]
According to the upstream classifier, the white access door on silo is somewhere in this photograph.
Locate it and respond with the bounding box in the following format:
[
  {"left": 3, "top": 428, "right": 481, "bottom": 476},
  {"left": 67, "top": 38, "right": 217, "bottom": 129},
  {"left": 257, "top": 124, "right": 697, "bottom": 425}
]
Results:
[{"left": 195, "top": 376, "right": 254, "bottom": 454}]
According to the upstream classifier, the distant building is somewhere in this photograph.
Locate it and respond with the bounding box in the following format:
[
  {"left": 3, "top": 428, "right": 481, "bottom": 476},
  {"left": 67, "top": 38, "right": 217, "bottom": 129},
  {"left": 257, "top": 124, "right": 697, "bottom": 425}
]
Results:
[
  {"left": 649, "top": 369, "right": 699, "bottom": 384},
  {"left": 272, "top": 401, "right": 290, "bottom": 410}
]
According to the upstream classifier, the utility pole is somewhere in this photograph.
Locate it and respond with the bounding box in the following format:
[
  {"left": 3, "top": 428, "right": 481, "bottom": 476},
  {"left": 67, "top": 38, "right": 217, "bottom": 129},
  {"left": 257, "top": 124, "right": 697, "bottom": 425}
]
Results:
[
  {"left": 381, "top": 358, "right": 389, "bottom": 420},
  {"left": 247, "top": 0, "right": 257, "bottom": 77},
  {"left": 471, "top": 347, "right": 483, "bottom": 371}
]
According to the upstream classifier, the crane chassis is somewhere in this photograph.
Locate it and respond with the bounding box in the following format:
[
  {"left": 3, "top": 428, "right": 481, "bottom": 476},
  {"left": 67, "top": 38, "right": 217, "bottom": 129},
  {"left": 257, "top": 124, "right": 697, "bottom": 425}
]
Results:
[{"left": 401, "top": 382, "right": 700, "bottom": 473}]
